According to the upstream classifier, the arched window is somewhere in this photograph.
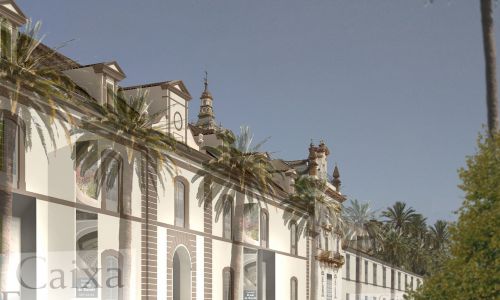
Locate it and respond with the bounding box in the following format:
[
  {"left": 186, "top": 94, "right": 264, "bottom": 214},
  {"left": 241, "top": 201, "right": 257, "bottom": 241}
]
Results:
[
  {"left": 260, "top": 209, "right": 269, "bottom": 248},
  {"left": 101, "top": 150, "right": 122, "bottom": 213},
  {"left": 290, "top": 277, "right": 298, "bottom": 300},
  {"left": 174, "top": 177, "right": 189, "bottom": 228},
  {"left": 0, "top": 111, "right": 25, "bottom": 189},
  {"left": 222, "top": 267, "right": 233, "bottom": 300},
  {"left": 290, "top": 222, "right": 298, "bottom": 255},
  {"left": 223, "top": 197, "right": 233, "bottom": 240}
]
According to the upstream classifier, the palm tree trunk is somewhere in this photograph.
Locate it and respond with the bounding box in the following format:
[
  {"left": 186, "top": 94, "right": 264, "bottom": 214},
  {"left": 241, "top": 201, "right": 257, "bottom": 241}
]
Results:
[
  {"left": 0, "top": 117, "right": 16, "bottom": 293},
  {"left": 231, "top": 190, "right": 245, "bottom": 300},
  {"left": 481, "top": 0, "right": 499, "bottom": 136},
  {"left": 119, "top": 159, "right": 133, "bottom": 300},
  {"left": 309, "top": 220, "right": 317, "bottom": 300}
]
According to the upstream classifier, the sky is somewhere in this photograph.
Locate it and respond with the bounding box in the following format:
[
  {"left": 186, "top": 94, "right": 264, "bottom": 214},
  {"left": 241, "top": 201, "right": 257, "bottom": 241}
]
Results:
[{"left": 16, "top": 0, "right": 500, "bottom": 223}]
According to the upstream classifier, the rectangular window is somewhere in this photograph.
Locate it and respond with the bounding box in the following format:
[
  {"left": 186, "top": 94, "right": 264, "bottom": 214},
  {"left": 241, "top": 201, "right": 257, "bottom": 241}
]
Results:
[
  {"left": 243, "top": 203, "right": 259, "bottom": 244},
  {"left": 290, "top": 222, "right": 297, "bottom": 255},
  {"left": 103, "top": 155, "right": 120, "bottom": 212},
  {"left": 0, "top": 117, "right": 18, "bottom": 185},
  {"left": 355, "top": 256, "right": 361, "bottom": 282},
  {"left": 260, "top": 211, "right": 269, "bottom": 248},
  {"left": 373, "top": 263, "right": 377, "bottom": 285},
  {"left": 410, "top": 277, "right": 414, "bottom": 291},
  {"left": 106, "top": 82, "right": 114, "bottom": 109},
  {"left": 346, "top": 254, "right": 350, "bottom": 280},
  {"left": 12, "top": 121, "right": 18, "bottom": 184},
  {"left": 383, "top": 267, "right": 386, "bottom": 288},
  {"left": 1, "top": 20, "right": 12, "bottom": 60},
  {"left": 405, "top": 274, "right": 408, "bottom": 290},
  {"left": 398, "top": 272, "right": 401, "bottom": 290},
  {"left": 174, "top": 180, "right": 186, "bottom": 227},
  {"left": 346, "top": 293, "right": 350, "bottom": 300},
  {"left": 223, "top": 198, "right": 232, "bottom": 239},
  {"left": 391, "top": 269, "right": 395, "bottom": 289},
  {"left": 364, "top": 260, "right": 368, "bottom": 284},
  {"left": 326, "top": 274, "right": 332, "bottom": 300}
]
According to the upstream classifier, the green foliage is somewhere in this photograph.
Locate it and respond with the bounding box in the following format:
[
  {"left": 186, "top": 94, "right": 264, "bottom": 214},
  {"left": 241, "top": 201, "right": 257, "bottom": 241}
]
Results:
[
  {"left": 284, "top": 175, "right": 343, "bottom": 238},
  {"left": 203, "top": 126, "right": 276, "bottom": 194},
  {"left": 342, "top": 199, "right": 381, "bottom": 252},
  {"left": 0, "top": 20, "right": 75, "bottom": 155},
  {"left": 410, "top": 133, "right": 500, "bottom": 299},
  {"left": 72, "top": 89, "right": 177, "bottom": 199},
  {"left": 343, "top": 199, "right": 451, "bottom": 276}
]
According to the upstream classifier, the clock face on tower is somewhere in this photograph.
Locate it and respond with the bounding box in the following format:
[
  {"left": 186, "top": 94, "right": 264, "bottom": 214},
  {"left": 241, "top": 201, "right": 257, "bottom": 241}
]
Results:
[{"left": 174, "top": 112, "right": 183, "bottom": 130}]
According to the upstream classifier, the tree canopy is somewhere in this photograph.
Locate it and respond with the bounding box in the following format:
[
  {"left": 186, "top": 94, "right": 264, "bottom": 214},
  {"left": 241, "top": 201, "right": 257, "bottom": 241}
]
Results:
[{"left": 410, "top": 133, "right": 500, "bottom": 299}]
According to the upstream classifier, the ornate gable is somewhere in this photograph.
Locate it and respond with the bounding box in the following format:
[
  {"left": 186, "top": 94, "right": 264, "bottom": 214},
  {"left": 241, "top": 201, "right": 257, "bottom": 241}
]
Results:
[{"left": 0, "top": 0, "right": 27, "bottom": 26}]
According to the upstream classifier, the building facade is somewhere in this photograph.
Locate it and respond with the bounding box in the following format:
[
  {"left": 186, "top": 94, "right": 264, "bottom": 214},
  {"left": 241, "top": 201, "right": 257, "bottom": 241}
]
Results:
[
  {"left": 0, "top": 1, "right": 421, "bottom": 300},
  {"left": 343, "top": 249, "right": 422, "bottom": 300}
]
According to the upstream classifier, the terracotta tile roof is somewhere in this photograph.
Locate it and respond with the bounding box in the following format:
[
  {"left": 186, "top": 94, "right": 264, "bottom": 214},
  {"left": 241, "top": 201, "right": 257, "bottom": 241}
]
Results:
[{"left": 34, "top": 42, "right": 81, "bottom": 70}]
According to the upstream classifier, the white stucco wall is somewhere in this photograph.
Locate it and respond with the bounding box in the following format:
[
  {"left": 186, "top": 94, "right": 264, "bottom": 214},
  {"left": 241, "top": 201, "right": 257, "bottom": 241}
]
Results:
[{"left": 343, "top": 251, "right": 422, "bottom": 300}]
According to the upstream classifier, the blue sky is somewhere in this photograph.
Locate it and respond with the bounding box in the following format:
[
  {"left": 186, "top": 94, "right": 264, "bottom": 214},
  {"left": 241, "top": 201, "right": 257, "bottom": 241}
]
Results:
[{"left": 17, "top": 0, "right": 499, "bottom": 223}]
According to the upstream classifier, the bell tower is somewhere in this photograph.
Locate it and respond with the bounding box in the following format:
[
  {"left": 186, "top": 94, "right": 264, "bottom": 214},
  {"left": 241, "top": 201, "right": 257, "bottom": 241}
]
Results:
[{"left": 196, "top": 72, "right": 218, "bottom": 130}]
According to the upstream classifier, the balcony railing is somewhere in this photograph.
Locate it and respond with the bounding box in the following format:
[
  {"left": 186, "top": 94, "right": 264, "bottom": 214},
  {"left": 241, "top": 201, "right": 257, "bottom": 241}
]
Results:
[{"left": 315, "top": 250, "right": 345, "bottom": 267}]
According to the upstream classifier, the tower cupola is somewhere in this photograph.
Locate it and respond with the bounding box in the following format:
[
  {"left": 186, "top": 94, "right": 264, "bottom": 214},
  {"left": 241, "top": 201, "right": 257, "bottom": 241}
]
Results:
[{"left": 196, "top": 72, "right": 218, "bottom": 130}]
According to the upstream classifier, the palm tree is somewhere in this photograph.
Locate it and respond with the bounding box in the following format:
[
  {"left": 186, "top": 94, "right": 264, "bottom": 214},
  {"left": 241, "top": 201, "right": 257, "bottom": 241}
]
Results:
[
  {"left": 406, "top": 238, "right": 430, "bottom": 275},
  {"left": 285, "top": 175, "right": 343, "bottom": 238},
  {"left": 480, "top": 0, "right": 499, "bottom": 136},
  {"left": 408, "top": 213, "right": 428, "bottom": 240},
  {"left": 283, "top": 174, "right": 344, "bottom": 300},
  {"left": 342, "top": 199, "right": 382, "bottom": 252},
  {"left": 72, "top": 89, "right": 176, "bottom": 300},
  {"left": 201, "top": 126, "right": 276, "bottom": 300},
  {"left": 341, "top": 199, "right": 381, "bottom": 297},
  {"left": 0, "top": 20, "right": 75, "bottom": 291},
  {"left": 378, "top": 228, "right": 409, "bottom": 267},
  {"left": 381, "top": 201, "right": 417, "bottom": 232},
  {"left": 428, "top": 220, "right": 450, "bottom": 252}
]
